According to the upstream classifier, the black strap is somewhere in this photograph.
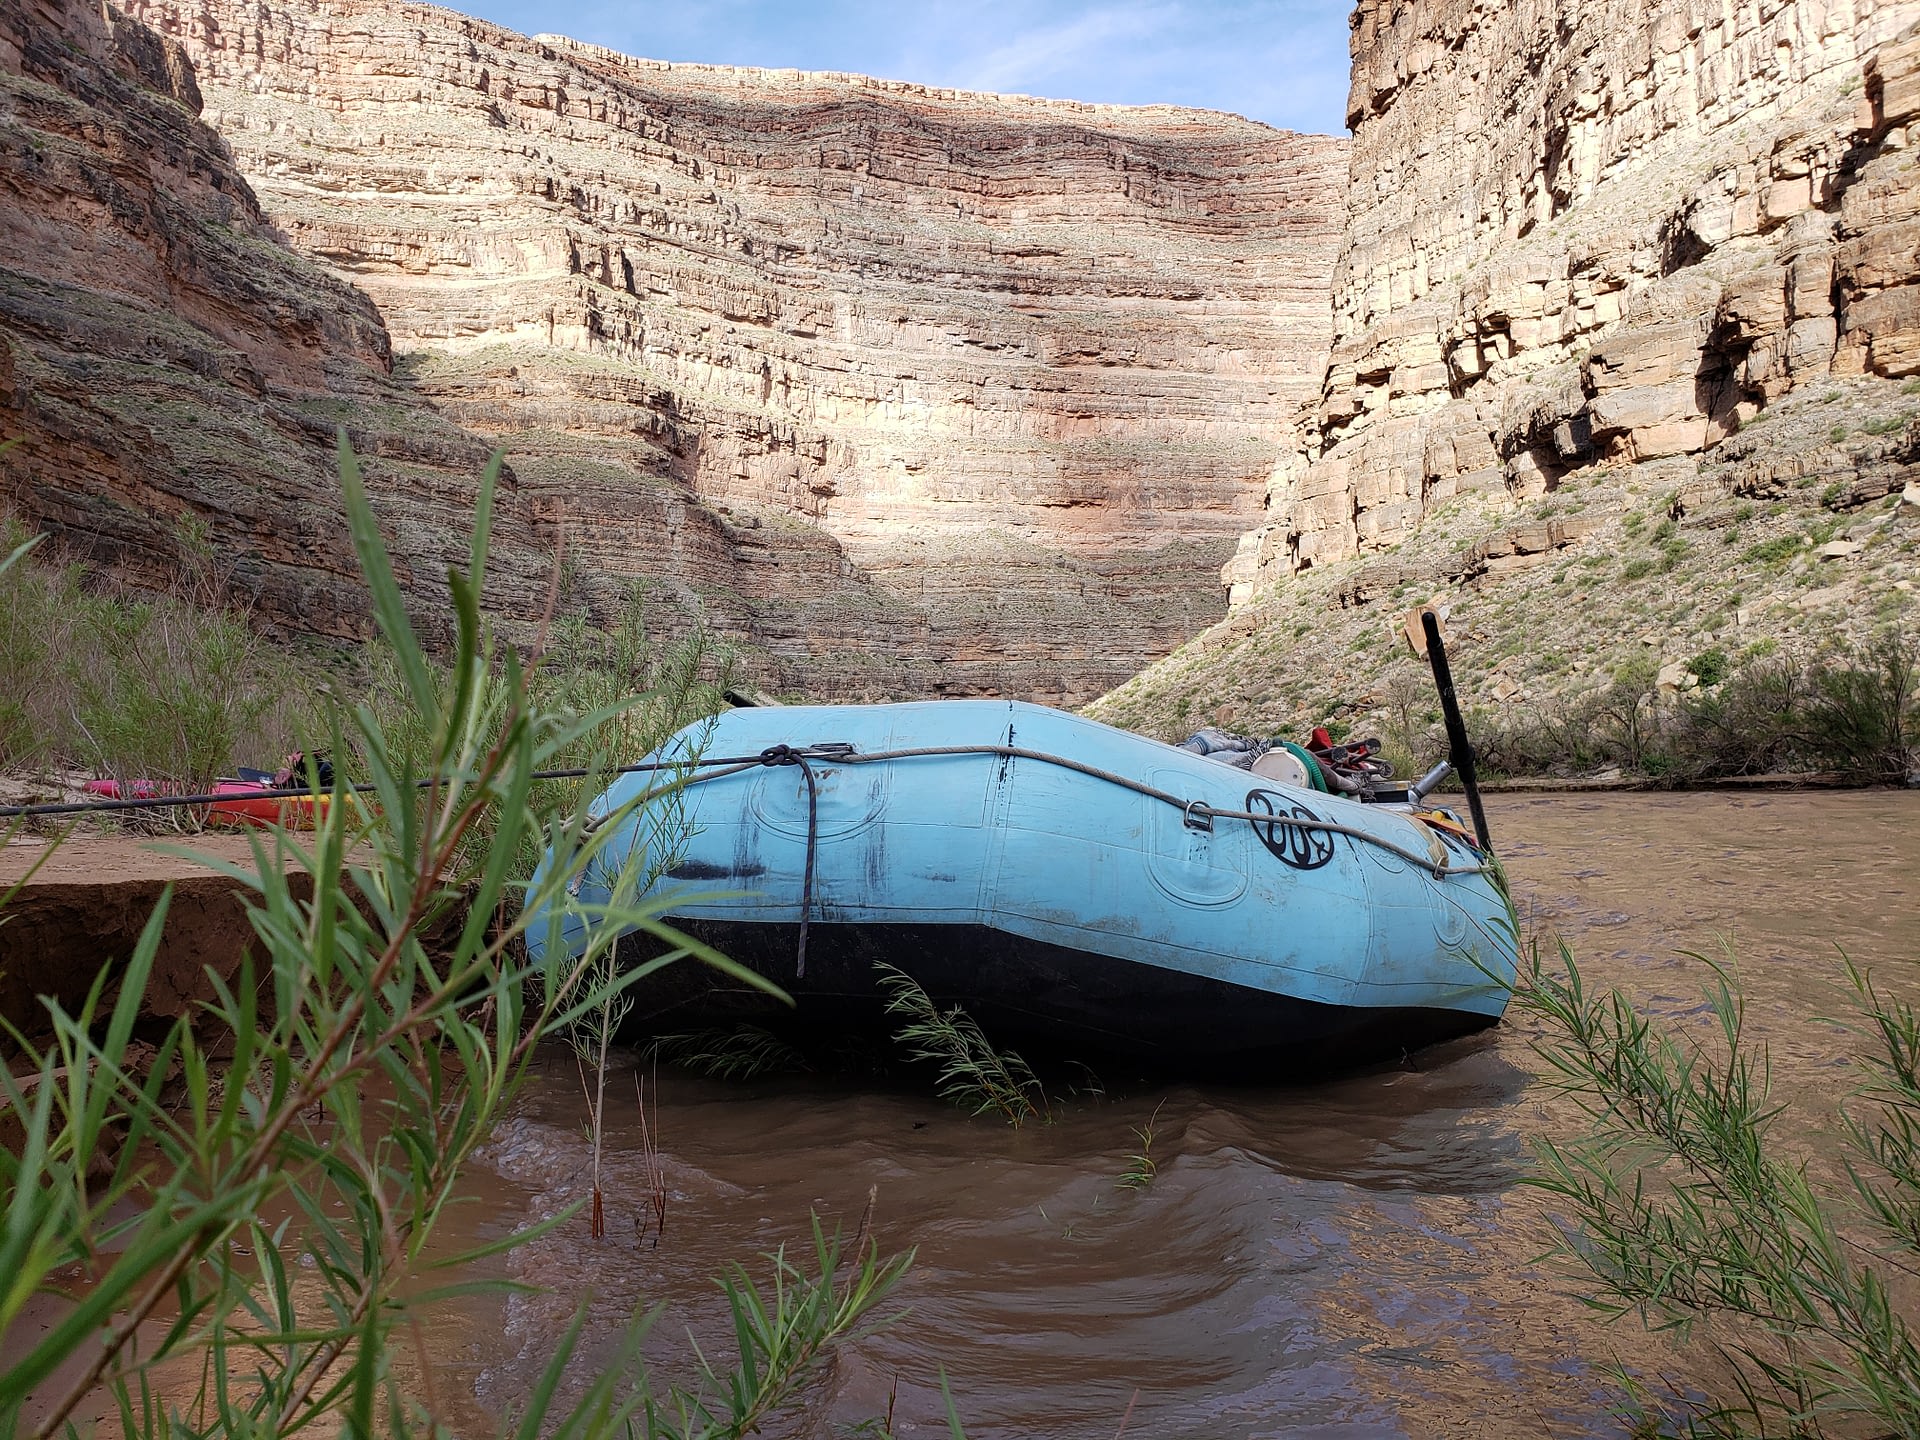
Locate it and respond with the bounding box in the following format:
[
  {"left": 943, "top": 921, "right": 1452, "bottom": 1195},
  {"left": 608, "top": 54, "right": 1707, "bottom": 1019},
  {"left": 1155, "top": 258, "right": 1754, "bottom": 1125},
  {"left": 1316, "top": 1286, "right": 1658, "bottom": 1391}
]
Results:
[{"left": 758, "top": 745, "right": 819, "bottom": 980}]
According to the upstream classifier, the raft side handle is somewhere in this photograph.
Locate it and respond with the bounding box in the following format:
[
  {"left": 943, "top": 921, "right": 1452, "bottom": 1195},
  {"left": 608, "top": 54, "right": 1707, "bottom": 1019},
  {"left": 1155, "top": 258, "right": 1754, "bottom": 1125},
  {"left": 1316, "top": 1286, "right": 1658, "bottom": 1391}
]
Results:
[{"left": 1182, "top": 799, "right": 1215, "bottom": 833}]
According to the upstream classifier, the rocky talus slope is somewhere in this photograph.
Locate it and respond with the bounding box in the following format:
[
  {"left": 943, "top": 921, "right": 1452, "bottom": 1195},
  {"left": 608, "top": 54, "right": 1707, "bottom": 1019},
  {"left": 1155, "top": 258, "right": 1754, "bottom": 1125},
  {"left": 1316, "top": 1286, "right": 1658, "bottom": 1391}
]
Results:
[
  {"left": 1101, "top": 0, "right": 1920, "bottom": 758},
  {"left": 1093, "top": 372, "right": 1920, "bottom": 755},
  {"left": 101, "top": 0, "right": 1347, "bottom": 702}
]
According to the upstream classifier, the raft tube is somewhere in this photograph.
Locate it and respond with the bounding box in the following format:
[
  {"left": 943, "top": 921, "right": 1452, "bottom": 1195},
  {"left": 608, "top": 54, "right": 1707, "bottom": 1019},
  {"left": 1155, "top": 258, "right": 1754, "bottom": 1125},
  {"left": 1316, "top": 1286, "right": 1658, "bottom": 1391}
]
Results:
[{"left": 527, "top": 701, "right": 1517, "bottom": 1078}]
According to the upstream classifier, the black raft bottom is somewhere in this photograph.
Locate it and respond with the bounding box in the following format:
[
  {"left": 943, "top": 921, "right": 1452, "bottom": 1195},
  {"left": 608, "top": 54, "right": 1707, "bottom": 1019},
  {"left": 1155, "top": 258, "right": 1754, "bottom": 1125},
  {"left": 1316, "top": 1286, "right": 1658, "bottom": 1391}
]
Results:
[{"left": 614, "top": 921, "right": 1496, "bottom": 1082}]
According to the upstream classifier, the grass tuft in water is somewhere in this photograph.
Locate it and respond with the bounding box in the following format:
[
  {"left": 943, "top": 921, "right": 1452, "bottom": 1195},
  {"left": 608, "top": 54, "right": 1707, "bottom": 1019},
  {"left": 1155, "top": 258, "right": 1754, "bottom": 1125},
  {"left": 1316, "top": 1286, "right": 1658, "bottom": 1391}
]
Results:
[
  {"left": 1116, "top": 1102, "right": 1164, "bottom": 1191},
  {"left": 874, "top": 962, "right": 1050, "bottom": 1128},
  {"left": 651, "top": 1024, "right": 813, "bottom": 1080},
  {"left": 635, "top": 1065, "right": 669, "bottom": 1248},
  {"left": 642, "top": 1214, "right": 914, "bottom": 1440}
]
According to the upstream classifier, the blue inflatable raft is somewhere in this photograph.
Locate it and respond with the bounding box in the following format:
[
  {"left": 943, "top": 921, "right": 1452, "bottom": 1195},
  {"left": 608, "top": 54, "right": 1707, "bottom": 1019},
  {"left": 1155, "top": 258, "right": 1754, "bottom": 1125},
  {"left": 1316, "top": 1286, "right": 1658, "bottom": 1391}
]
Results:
[{"left": 529, "top": 700, "right": 1517, "bottom": 1076}]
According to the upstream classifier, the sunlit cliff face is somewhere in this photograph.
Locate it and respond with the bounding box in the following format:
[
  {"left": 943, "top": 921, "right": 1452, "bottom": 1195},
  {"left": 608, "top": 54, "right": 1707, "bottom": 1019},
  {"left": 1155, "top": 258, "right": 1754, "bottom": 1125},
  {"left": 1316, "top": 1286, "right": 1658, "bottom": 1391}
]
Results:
[
  {"left": 86, "top": 0, "right": 1344, "bottom": 701},
  {"left": 1227, "top": 0, "right": 1920, "bottom": 603}
]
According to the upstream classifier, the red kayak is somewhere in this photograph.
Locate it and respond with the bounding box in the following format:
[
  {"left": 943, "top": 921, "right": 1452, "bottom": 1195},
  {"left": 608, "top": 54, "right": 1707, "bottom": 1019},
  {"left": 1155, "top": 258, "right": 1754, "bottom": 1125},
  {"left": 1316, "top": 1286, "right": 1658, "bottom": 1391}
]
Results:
[{"left": 83, "top": 777, "right": 332, "bottom": 830}]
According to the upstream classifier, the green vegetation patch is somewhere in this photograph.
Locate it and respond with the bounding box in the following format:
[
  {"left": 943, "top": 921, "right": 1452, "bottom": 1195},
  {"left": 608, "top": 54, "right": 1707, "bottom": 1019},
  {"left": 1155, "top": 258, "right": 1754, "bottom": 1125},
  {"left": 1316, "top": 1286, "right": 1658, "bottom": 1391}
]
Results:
[{"left": 1742, "top": 534, "right": 1804, "bottom": 566}]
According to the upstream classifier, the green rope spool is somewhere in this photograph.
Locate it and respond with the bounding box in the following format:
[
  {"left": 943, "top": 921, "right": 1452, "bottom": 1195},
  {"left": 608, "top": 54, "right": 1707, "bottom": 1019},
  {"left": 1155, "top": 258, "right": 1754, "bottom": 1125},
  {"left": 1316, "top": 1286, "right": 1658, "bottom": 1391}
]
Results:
[{"left": 1275, "top": 740, "right": 1330, "bottom": 793}]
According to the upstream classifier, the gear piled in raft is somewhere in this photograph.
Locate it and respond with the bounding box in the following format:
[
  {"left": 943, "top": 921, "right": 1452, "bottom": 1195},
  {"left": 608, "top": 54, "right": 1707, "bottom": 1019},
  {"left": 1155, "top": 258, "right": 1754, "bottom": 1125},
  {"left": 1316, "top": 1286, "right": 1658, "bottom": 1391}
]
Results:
[
  {"left": 527, "top": 701, "right": 1517, "bottom": 1080},
  {"left": 1178, "top": 725, "right": 1397, "bottom": 797}
]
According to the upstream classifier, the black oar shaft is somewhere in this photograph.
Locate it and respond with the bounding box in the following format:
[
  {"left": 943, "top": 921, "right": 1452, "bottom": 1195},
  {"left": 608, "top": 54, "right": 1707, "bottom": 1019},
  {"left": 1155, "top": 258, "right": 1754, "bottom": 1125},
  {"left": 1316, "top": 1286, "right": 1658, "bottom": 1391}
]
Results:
[{"left": 1421, "top": 611, "right": 1493, "bottom": 854}]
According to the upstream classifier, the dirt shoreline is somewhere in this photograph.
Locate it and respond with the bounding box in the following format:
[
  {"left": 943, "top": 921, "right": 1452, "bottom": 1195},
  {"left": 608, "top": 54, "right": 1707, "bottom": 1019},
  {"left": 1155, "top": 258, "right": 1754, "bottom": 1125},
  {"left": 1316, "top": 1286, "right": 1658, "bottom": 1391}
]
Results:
[
  {"left": 0, "top": 831, "right": 284, "bottom": 885},
  {"left": 0, "top": 832, "right": 306, "bottom": 1043}
]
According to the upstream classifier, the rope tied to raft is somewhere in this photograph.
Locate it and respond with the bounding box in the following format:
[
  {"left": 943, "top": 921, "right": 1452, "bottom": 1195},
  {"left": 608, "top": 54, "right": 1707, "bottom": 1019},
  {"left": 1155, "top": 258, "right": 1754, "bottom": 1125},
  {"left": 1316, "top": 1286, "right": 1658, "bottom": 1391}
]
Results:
[
  {"left": 0, "top": 741, "right": 1492, "bottom": 879},
  {"left": 756, "top": 744, "right": 820, "bottom": 980}
]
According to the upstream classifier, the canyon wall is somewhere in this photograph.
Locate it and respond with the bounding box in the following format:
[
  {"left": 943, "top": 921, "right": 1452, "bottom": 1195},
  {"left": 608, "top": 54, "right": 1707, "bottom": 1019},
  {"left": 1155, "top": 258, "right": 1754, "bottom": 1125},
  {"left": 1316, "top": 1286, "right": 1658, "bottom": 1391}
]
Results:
[
  {"left": 0, "top": 0, "right": 458, "bottom": 640},
  {"left": 1226, "top": 0, "right": 1920, "bottom": 601},
  {"left": 0, "top": 0, "right": 918, "bottom": 684},
  {"left": 103, "top": 0, "right": 1348, "bottom": 702}
]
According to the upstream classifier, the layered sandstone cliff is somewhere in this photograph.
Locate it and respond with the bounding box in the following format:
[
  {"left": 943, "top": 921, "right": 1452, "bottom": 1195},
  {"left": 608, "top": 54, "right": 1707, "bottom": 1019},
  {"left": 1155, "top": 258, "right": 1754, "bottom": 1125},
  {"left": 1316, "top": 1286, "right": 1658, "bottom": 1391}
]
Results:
[
  {"left": 1, "top": 0, "right": 402, "bottom": 635},
  {"left": 105, "top": 0, "right": 1347, "bottom": 702},
  {"left": 0, "top": 0, "right": 653, "bottom": 652},
  {"left": 1226, "top": 0, "right": 1920, "bottom": 599},
  {"left": 1098, "top": 0, "right": 1920, "bottom": 757}
]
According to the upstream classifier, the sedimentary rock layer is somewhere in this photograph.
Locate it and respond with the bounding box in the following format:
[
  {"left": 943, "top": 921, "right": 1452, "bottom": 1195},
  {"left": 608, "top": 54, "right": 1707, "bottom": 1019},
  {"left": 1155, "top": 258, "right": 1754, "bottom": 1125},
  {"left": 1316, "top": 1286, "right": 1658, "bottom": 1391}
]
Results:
[
  {"left": 1226, "top": 0, "right": 1920, "bottom": 600},
  {"left": 1, "top": 0, "right": 390, "bottom": 636},
  {"left": 0, "top": 0, "right": 637, "bottom": 655},
  {"left": 118, "top": 0, "right": 1349, "bottom": 701}
]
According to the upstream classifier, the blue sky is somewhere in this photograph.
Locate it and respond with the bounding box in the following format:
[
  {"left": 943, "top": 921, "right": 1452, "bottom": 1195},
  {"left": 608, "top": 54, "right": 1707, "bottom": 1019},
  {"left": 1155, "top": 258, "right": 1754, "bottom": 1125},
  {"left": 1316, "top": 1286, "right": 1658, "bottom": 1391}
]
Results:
[{"left": 461, "top": 1, "right": 1353, "bottom": 135}]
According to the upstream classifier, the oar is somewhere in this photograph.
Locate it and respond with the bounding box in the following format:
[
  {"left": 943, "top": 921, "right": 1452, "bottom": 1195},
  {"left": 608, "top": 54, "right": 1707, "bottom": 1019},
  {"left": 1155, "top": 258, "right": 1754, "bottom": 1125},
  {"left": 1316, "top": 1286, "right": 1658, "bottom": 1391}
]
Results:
[{"left": 1421, "top": 610, "right": 1493, "bottom": 854}]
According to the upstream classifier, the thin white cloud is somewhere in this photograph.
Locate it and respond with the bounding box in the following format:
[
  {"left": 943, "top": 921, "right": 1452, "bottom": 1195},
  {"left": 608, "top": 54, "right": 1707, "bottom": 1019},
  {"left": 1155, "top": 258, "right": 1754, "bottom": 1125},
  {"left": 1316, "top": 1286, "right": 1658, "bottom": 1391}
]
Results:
[
  {"left": 955, "top": 4, "right": 1179, "bottom": 94},
  {"left": 464, "top": 0, "right": 1354, "bottom": 134}
]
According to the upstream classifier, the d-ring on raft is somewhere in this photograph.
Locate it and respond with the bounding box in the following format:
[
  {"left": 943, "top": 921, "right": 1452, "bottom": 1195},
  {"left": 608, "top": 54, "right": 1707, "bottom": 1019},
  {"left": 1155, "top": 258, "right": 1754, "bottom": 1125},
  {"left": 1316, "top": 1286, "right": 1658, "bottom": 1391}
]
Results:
[{"left": 527, "top": 700, "right": 1518, "bottom": 1079}]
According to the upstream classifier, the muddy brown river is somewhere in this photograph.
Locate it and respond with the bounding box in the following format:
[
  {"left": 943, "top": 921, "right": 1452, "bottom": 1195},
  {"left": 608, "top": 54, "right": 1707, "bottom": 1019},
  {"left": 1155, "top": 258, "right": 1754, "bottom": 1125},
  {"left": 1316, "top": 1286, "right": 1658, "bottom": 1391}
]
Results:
[{"left": 407, "top": 793, "right": 1920, "bottom": 1437}]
